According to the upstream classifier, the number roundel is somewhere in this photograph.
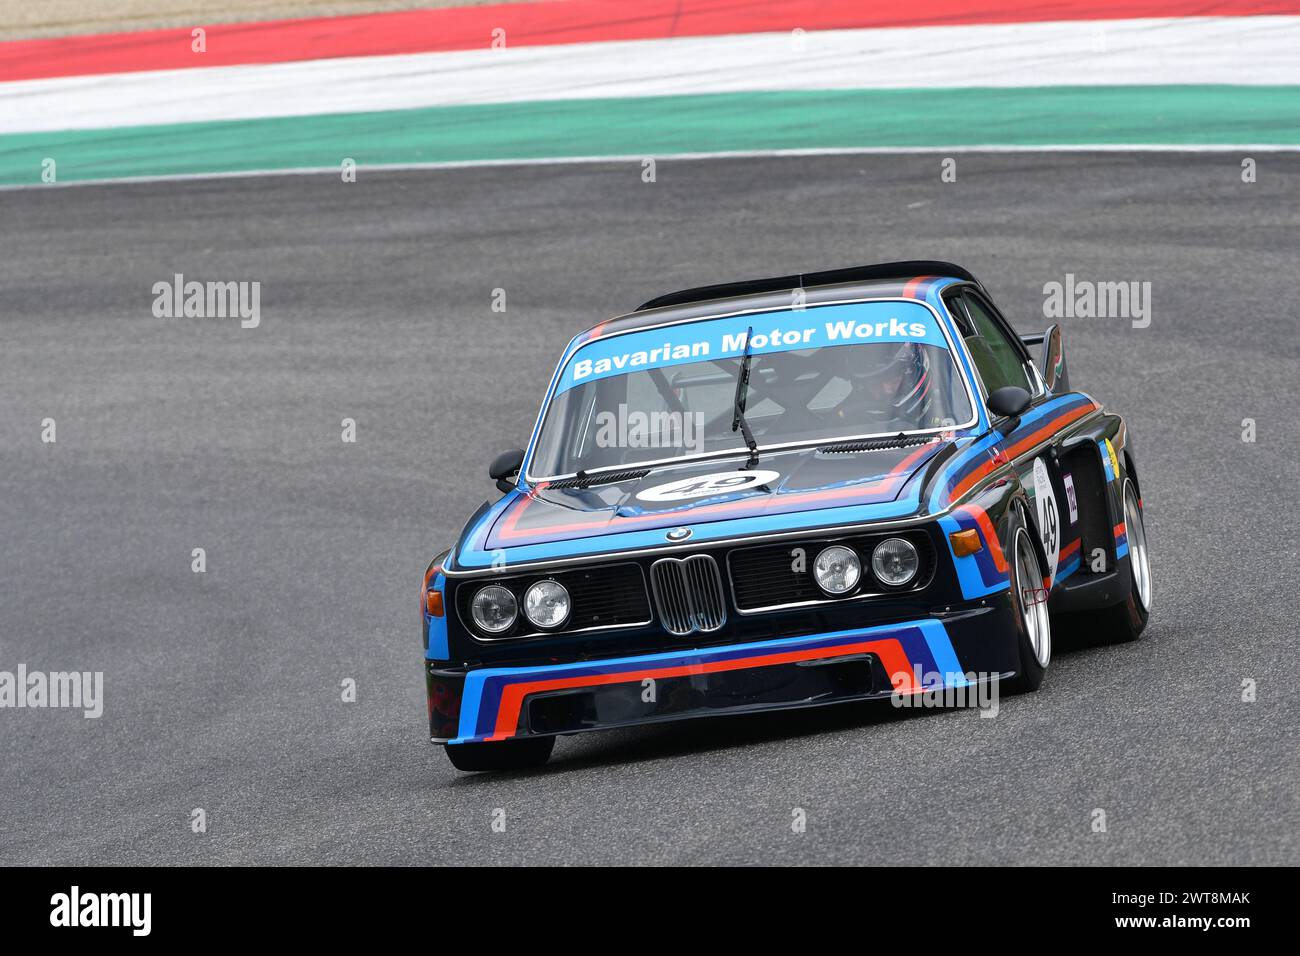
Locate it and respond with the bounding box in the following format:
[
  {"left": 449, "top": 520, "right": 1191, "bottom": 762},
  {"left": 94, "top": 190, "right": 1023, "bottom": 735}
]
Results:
[
  {"left": 1031, "top": 457, "right": 1060, "bottom": 581},
  {"left": 636, "top": 470, "right": 781, "bottom": 503}
]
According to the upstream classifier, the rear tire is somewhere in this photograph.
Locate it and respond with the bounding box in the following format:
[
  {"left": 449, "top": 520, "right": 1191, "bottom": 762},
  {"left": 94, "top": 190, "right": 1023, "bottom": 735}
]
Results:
[
  {"left": 444, "top": 736, "right": 555, "bottom": 772},
  {"left": 1004, "top": 507, "right": 1051, "bottom": 694},
  {"left": 1094, "top": 479, "right": 1151, "bottom": 643}
]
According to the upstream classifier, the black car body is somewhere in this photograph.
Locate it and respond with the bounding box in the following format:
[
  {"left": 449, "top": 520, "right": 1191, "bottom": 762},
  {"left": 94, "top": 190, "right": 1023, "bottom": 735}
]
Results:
[{"left": 422, "top": 261, "right": 1152, "bottom": 770}]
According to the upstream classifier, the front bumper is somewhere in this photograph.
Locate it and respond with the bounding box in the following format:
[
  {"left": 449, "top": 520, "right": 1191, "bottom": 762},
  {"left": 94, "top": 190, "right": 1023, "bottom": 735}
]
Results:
[{"left": 430, "top": 606, "right": 1018, "bottom": 744}]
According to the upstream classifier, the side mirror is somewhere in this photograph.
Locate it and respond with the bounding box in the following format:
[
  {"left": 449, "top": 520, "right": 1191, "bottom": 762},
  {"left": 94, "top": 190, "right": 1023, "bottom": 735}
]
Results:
[
  {"left": 1040, "top": 324, "right": 1069, "bottom": 392},
  {"left": 489, "top": 448, "right": 525, "bottom": 494},
  {"left": 986, "top": 386, "right": 1031, "bottom": 433}
]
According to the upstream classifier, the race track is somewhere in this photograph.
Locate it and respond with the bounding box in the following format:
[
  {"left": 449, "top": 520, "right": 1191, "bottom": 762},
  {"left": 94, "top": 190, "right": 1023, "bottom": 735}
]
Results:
[{"left": 2, "top": 152, "right": 1297, "bottom": 865}]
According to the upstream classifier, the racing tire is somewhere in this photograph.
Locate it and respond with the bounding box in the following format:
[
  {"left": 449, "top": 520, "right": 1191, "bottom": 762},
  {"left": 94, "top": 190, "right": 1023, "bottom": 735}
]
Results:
[
  {"left": 1003, "top": 507, "right": 1051, "bottom": 694},
  {"left": 1093, "top": 478, "right": 1151, "bottom": 644},
  {"left": 444, "top": 736, "right": 555, "bottom": 772}
]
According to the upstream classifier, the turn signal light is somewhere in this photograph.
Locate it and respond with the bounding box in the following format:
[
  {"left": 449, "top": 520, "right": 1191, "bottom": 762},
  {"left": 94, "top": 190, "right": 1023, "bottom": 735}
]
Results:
[
  {"left": 425, "top": 589, "right": 444, "bottom": 617},
  {"left": 949, "top": 529, "right": 983, "bottom": 557}
]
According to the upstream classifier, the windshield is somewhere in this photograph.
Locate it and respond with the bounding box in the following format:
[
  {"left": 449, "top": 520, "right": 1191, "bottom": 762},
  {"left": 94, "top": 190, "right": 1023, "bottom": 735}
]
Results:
[{"left": 529, "top": 301, "right": 973, "bottom": 478}]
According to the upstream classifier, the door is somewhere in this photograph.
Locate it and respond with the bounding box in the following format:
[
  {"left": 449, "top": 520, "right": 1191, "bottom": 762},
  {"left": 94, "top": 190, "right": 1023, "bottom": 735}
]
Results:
[{"left": 947, "top": 288, "right": 1068, "bottom": 584}]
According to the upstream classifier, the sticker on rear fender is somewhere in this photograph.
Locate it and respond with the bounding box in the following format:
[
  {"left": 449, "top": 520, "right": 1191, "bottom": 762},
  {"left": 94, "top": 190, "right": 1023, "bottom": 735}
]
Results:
[
  {"left": 1063, "top": 472, "right": 1079, "bottom": 523},
  {"left": 1104, "top": 438, "right": 1121, "bottom": 479}
]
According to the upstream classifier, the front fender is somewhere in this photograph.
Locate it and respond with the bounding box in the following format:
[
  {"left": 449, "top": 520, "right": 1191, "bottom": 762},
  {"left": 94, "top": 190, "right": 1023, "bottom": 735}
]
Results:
[{"left": 937, "top": 478, "right": 1027, "bottom": 601}]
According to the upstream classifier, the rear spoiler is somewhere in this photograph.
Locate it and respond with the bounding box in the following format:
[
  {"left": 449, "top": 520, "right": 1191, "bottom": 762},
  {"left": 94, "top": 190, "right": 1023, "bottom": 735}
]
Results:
[{"left": 637, "top": 260, "right": 984, "bottom": 312}]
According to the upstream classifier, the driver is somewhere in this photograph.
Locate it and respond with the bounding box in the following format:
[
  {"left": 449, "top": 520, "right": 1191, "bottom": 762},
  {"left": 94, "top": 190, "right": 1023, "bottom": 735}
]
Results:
[{"left": 838, "top": 342, "right": 932, "bottom": 430}]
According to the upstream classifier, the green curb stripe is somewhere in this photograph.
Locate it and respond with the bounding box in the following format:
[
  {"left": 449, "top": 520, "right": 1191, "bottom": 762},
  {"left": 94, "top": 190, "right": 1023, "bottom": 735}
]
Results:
[{"left": 5, "top": 86, "right": 1299, "bottom": 184}]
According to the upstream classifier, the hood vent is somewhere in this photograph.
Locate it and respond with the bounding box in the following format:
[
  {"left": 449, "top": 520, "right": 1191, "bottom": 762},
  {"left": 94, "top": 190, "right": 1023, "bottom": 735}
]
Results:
[{"left": 818, "top": 435, "right": 937, "bottom": 455}]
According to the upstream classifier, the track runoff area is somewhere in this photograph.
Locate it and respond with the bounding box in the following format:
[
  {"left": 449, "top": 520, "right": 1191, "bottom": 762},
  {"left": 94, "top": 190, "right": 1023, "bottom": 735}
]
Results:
[{"left": 0, "top": 0, "right": 1297, "bottom": 186}]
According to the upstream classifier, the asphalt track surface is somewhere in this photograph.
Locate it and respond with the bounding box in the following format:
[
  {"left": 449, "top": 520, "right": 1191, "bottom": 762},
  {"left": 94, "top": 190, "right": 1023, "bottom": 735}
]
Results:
[{"left": 2, "top": 152, "right": 1298, "bottom": 866}]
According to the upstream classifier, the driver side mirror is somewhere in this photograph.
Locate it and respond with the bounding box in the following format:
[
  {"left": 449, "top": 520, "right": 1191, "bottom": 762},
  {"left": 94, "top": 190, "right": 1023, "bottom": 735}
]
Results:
[
  {"left": 489, "top": 448, "right": 525, "bottom": 494},
  {"left": 1021, "top": 324, "right": 1070, "bottom": 393},
  {"left": 987, "top": 386, "right": 1032, "bottom": 433}
]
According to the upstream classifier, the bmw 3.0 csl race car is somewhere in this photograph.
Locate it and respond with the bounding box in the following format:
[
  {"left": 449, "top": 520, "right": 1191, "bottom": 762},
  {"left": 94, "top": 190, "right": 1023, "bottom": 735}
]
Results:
[{"left": 422, "top": 261, "right": 1152, "bottom": 771}]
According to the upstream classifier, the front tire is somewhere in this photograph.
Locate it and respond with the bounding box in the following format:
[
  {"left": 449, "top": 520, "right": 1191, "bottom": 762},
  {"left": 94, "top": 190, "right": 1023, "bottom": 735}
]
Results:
[
  {"left": 1004, "top": 508, "right": 1051, "bottom": 693},
  {"left": 444, "top": 735, "right": 555, "bottom": 772}
]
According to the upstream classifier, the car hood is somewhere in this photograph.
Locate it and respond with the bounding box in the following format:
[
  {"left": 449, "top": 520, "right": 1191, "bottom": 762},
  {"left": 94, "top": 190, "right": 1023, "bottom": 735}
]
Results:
[{"left": 453, "top": 439, "right": 950, "bottom": 570}]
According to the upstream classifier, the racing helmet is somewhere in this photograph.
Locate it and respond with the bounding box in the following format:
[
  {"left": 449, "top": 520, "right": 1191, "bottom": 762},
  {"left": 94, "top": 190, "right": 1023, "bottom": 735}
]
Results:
[{"left": 848, "top": 341, "right": 932, "bottom": 420}]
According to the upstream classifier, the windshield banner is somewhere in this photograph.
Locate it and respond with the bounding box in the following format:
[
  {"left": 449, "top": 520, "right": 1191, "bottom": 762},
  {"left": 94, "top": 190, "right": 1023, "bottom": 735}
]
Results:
[{"left": 556, "top": 301, "right": 949, "bottom": 394}]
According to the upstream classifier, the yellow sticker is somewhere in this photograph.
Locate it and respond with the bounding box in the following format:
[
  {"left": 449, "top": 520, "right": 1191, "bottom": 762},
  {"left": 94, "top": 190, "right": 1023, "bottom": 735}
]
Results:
[{"left": 1105, "top": 438, "right": 1120, "bottom": 479}]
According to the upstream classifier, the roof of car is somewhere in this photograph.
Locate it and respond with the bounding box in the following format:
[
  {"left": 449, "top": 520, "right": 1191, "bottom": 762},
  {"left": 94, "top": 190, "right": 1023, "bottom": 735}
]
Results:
[{"left": 581, "top": 261, "right": 983, "bottom": 342}]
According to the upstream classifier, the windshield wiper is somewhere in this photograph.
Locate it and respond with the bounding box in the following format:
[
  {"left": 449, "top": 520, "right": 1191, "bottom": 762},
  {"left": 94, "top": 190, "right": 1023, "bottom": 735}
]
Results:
[{"left": 731, "top": 326, "right": 760, "bottom": 469}]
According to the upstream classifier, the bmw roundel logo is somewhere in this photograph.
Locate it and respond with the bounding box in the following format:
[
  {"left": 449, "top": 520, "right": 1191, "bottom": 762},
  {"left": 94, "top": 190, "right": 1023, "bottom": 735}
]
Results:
[{"left": 666, "top": 527, "right": 693, "bottom": 542}]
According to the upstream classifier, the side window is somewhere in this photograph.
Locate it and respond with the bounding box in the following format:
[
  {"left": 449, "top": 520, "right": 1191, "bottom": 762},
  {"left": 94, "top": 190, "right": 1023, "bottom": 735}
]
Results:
[
  {"left": 959, "top": 293, "right": 1033, "bottom": 397},
  {"left": 944, "top": 293, "right": 974, "bottom": 337}
]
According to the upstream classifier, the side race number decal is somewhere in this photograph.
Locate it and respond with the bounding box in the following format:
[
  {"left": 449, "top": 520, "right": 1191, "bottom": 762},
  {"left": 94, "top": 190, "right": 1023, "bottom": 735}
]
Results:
[
  {"left": 1032, "top": 457, "right": 1061, "bottom": 581},
  {"left": 636, "top": 470, "right": 780, "bottom": 503}
]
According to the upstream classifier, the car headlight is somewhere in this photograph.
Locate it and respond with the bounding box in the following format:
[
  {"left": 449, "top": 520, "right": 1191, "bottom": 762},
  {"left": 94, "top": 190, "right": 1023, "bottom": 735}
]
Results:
[
  {"left": 524, "top": 580, "right": 570, "bottom": 629},
  {"left": 871, "top": 537, "right": 919, "bottom": 587},
  {"left": 471, "top": 585, "right": 517, "bottom": 634},
  {"left": 813, "top": 545, "right": 861, "bottom": 595}
]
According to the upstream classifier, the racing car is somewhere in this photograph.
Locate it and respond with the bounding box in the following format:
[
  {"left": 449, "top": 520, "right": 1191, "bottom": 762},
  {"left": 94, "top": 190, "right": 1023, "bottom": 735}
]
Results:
[{"left": 422, "top": 261, "right": 1152, "bottom": 771}]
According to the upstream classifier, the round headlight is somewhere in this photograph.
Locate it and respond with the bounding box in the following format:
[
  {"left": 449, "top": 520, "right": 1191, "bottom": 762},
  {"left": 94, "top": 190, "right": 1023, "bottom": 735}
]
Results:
[
  {"left": 471, "top": 585, "right": 517, "bottom": 634},
  {"left": 813, "top": 545, "right": 861, "bottom": 595},
  {"left": 872, "top": 537, "right": 919, "bottom": 587},
  {"left": 524, "top": 580, "right": 570, "bottom": 629}
]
